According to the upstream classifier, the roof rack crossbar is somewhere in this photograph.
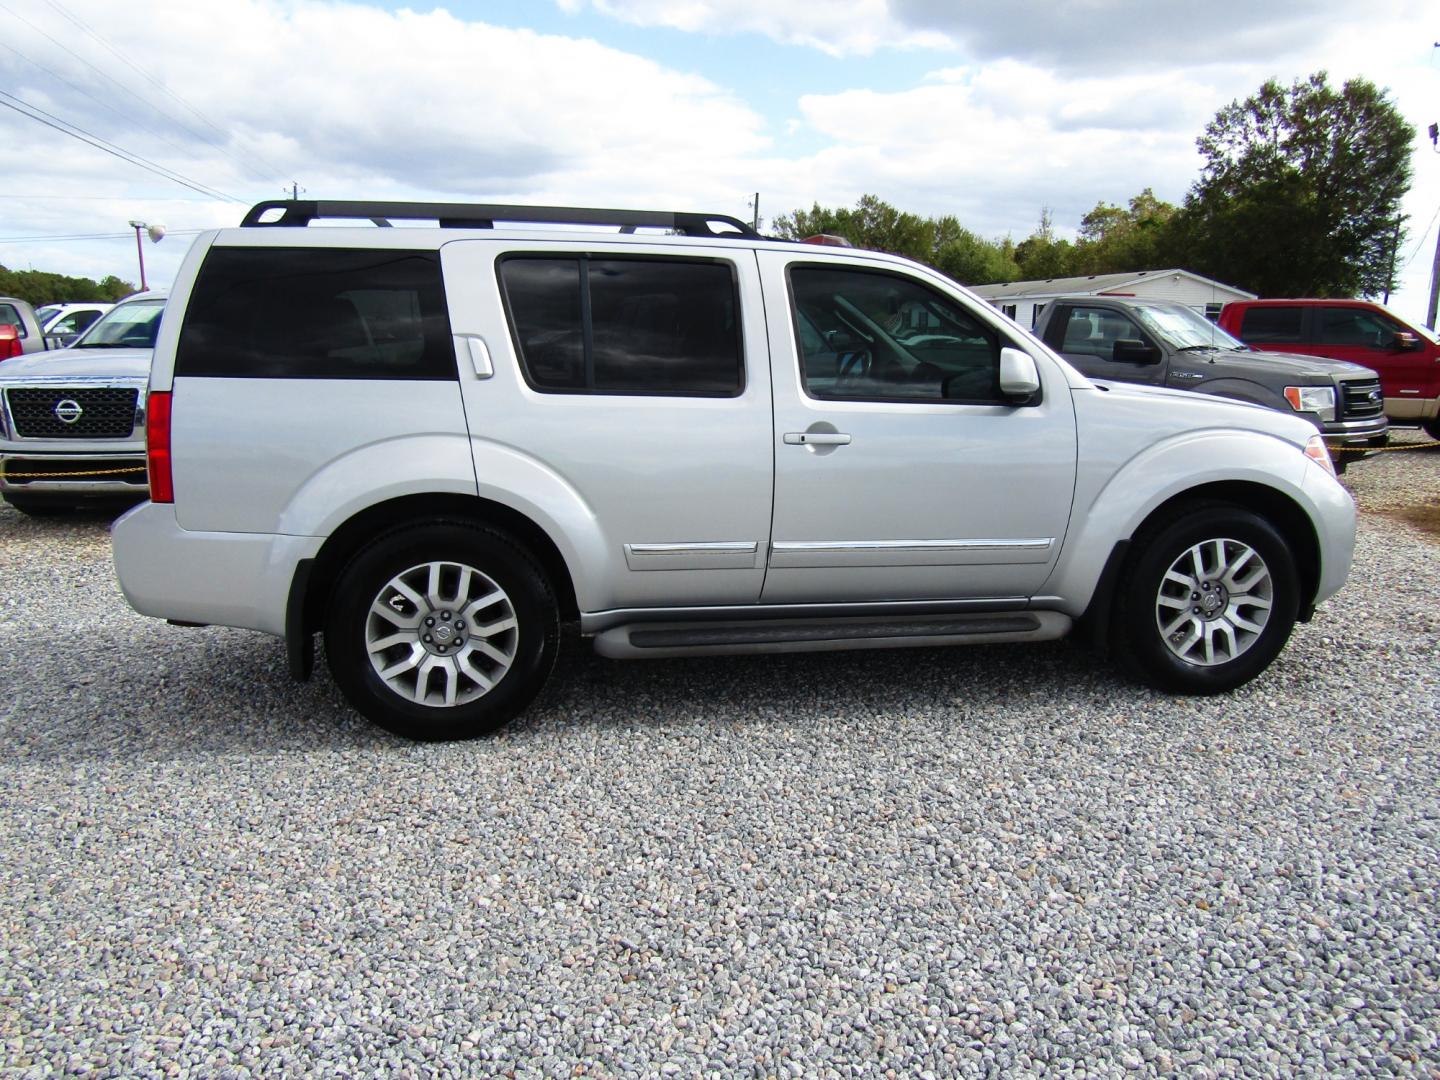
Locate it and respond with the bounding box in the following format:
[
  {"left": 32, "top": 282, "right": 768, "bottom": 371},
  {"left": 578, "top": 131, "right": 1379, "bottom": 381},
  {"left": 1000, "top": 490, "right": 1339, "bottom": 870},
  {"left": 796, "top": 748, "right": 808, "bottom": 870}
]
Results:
[{"left": 240, "top": 200, "right": 761, "bottom": 239}]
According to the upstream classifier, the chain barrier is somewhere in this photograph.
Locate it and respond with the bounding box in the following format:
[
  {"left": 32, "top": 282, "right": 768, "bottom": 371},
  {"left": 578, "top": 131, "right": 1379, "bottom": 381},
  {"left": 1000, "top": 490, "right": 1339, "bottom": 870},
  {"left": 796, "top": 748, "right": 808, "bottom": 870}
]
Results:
[
  {"left": 1329, "top": 440, "right": 1440, "bottom": 454},
  {"left": 0, "top": 465, "right": 148, "bottom": 479}
]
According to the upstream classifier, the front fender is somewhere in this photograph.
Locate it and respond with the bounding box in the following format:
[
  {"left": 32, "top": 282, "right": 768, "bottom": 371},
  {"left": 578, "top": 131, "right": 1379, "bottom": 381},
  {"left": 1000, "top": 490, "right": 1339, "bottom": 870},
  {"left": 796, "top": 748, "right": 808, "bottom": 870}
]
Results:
[{"left": 1040, "top": 429, "right": 1338, "bottom": 615}]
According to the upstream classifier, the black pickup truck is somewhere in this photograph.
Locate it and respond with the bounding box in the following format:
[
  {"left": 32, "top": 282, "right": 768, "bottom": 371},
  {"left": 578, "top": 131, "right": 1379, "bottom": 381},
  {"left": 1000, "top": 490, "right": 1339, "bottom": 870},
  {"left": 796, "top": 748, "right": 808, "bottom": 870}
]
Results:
[{"left": 1032, "top": 296, "right": 1388, "bottom": 467}]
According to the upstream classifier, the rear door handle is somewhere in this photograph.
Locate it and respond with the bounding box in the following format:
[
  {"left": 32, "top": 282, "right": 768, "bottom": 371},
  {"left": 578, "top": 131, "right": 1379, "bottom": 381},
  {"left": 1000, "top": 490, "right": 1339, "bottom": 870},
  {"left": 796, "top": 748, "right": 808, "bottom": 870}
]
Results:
[{"left": 783, "top": 432, "right": 851, "bottom": 445}]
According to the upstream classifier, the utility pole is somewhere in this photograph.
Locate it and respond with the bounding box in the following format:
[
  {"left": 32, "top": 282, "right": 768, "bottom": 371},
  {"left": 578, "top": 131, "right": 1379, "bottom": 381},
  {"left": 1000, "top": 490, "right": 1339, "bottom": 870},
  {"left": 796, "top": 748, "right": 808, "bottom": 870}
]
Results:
[
  {"left": 288, "top": 181, "right": 305, "bottom": 201},
  {"left": 750, "top": 192, "right": 760, "bottom": 232},
  {"left": 1429, "top": 123, "right": 1440, "bottom": 329}
]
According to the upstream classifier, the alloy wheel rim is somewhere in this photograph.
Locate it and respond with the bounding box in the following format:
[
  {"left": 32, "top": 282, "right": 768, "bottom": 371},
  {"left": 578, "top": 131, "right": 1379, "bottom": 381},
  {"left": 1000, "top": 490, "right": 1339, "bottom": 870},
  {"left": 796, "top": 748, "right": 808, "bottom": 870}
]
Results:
[
  {"left": 1154, "top": 538, "right": 1273, "bottom": 667},
  {"left": 365, "top": 561, "right": 518, "bottom": 707}
]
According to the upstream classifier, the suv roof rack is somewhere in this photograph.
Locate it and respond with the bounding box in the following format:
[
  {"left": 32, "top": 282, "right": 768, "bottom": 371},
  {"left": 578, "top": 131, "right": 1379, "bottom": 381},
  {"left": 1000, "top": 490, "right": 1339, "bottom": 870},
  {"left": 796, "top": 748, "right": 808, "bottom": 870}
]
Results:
[{"left": 239, "top": 200, "right": 762, "bottom": 239}]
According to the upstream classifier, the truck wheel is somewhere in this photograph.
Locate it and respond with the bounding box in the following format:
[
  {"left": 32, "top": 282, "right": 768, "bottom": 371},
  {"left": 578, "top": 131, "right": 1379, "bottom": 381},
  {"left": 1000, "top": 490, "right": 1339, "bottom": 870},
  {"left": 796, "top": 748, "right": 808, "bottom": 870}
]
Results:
[
  {"left": 324, "top": 522, "right": 559, "bottom": 740},
  {"left": 1423, "top": 418, "right": 1440, "bottom": 442},
  {"left": 1114, "top": 504, "right": 1299, "bottom": 694}
]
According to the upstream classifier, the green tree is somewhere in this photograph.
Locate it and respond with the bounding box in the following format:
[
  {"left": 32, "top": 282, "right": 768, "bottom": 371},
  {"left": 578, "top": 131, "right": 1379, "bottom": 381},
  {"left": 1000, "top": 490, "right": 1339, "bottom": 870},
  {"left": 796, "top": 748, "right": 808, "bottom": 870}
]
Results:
[
  {"left": 1071, "top": 188, "right": 1178, "bottom": 274},
  {"left": 1013, "top": 208, "right": 1076, "bottom": 280},
  {"left": 771, "top": 195, "right": 1021, "bottom": 285},
  {"left": 931, "top": 216, "right": 1020, "bottom": 285},
  {"left": 1178, "top": 72, "right": 1413, "bottom": 297},
  {"left": 0, "top": 265, "right": 137, "bottom": 305},
  {"left": 772, "top": 194, "right": 933, "bottom": 262}
]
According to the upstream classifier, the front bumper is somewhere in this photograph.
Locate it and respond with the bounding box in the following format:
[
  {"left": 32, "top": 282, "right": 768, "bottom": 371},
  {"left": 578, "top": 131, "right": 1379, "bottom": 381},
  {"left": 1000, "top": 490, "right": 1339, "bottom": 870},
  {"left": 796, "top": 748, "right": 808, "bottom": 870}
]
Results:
[
  {"left": 112, "top": 501, "right": 323, "bottom": 637},
  {"left": 1322, "top": 414, "right": 1389, "bottom": 447},
  {"left": 0, "top": 450, "right": 148, "bottom": 497}
]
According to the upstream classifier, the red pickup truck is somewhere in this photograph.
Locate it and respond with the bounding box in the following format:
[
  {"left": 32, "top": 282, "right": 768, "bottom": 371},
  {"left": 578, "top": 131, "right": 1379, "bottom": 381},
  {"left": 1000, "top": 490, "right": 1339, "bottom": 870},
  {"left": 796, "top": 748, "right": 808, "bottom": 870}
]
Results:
[{"left": 1218, "top": 299, "right": 1440, "bottom": 439}]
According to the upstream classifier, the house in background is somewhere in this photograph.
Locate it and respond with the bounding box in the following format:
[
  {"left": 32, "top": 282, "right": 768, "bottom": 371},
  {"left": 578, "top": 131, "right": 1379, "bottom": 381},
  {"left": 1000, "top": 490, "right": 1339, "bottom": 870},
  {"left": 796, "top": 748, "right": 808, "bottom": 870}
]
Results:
[{"left": 970, "top": 269, "right": 1256, "bottom": 330}]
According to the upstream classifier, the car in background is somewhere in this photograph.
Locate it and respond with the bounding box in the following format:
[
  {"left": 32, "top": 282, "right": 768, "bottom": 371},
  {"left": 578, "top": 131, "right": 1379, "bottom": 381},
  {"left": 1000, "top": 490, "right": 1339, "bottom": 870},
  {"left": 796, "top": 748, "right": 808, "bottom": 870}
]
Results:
[
  {"left": 1032, "top": 296, "right": 1388, "bottom": 469},
  {"left": 35, "top": 301, "right": 114, "bottom": 350},
  {"left": 0, "top": 297, "right": 47, "bottom": 361},
  {"left": 1219, "top": 299, "right": 1440, "bottom": 439},
  {"left": 0, "top": 291, "right": 165, "bottom": 516}
]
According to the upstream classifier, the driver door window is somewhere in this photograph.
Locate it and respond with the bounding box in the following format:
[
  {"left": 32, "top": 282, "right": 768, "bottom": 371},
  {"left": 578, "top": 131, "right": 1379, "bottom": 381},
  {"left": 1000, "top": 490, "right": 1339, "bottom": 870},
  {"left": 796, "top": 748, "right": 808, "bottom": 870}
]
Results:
[
  {"left": 1061, "top": 306, "right": 1147, "bottom": 363},
  {"left": 789, "top": 266, "right": 1002, "bottom": 404}
]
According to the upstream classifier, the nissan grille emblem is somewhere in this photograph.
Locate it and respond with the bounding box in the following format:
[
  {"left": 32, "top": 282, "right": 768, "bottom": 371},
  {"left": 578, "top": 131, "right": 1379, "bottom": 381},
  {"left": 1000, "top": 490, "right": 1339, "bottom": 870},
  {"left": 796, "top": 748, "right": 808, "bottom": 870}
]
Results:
[{"left": 53, "top": 399, "right": 83, "bottom": 425}]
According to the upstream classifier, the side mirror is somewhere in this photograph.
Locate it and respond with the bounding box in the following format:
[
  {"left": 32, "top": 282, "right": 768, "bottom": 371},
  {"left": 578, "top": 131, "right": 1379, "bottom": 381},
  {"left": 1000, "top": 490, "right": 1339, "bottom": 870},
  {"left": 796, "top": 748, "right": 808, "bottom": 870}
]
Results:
[
  {"left": 1112, "top": 338, "right": 1161, "bottom": 365},
  {"left": 1394, "top": 332, "right": 1420, "bottom": 352},
  {"left": 998, "top": 346, "right": 1041, "bottom": 402}
]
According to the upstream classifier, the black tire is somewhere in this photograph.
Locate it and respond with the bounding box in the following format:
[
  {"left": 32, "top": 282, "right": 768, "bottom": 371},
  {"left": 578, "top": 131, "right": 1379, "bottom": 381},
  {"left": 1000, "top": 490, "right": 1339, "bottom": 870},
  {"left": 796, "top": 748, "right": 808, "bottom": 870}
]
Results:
[
  {"left": 3, "top": 495, "right": 74, "bottom": 517},
  {"left": 1112, "top": 503, "right": 1299, "bottom": 694},
  {"left": 324, "top": 521, "right": 559, "bottom": 740},
  {"left": 1423, "top": 418, "right": 1440, "bottom": 442}
]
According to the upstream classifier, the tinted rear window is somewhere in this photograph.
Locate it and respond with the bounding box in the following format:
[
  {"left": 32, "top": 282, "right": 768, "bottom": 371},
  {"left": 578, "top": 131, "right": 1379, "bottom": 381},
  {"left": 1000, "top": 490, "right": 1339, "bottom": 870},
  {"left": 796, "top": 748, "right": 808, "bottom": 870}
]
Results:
[
  {"left": 1239, "top": 306, "right": 1302, "bottom": 343},
  {"left": 499, "top": 255, "right": 743, "bottom": 396},
  {"left": 177, "top": 248, "right": 455, "bottom": 379}
]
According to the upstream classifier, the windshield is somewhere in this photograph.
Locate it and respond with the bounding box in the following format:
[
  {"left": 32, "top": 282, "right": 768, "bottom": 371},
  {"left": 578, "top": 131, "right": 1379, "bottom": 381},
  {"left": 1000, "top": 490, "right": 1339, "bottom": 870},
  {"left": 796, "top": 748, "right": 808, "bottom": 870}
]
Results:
[
  {"left": 35, "top": 305, "right": 60, "bottom": 323},
  {"left": 75, "top": 298, "right": 164, "bottom": 349},
  {"left": 1130, "top": 304, "right": 1247, "bottom": 351}
]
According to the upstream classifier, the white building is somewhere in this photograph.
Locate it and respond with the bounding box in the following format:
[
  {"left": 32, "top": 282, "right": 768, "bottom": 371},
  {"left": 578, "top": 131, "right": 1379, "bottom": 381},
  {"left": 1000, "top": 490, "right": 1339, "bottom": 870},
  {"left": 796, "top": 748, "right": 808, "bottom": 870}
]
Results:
[{"left": 970, "top": 269, "right": 1256, "bottom": 330}]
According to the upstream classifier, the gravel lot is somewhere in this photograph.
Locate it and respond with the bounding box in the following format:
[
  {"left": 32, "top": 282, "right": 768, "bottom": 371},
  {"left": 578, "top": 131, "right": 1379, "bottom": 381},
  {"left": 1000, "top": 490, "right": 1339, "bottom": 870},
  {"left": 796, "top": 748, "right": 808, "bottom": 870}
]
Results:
[{"left": 2, "top": 435, "right": 1437, "bottom": 1078}]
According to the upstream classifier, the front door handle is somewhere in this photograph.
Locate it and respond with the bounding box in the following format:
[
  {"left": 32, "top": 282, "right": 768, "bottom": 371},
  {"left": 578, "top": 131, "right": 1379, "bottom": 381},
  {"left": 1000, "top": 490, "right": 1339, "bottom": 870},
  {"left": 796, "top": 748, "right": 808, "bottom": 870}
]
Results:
[{"left": 783, "top": 432, "right": 851, "bottom": 445}]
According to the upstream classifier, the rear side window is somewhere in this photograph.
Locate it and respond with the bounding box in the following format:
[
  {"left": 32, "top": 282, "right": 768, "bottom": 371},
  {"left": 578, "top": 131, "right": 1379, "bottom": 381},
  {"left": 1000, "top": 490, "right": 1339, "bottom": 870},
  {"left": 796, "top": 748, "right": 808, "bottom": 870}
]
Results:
[
  {"left": 1239, "top": 306, "right": 1302, "bottom": 343},
  {"left": 499, "top": 255, "right": 743, "bottom": 396},
  {"left": 177, "top": 248, "right": 455, "bottom": 379},
  {"left": 0, "top": 303, "right": 26, "bottom": 338}
]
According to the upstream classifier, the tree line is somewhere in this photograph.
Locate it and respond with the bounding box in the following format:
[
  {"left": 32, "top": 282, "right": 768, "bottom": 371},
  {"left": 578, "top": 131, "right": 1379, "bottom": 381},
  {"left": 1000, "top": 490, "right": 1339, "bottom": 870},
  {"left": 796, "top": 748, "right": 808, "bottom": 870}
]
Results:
[
  {"left": 0, "top": 265, "right": 137, "bottom": 306},
  {"left": 772, "top": 72, "right": 1414, "bottom": 299}
]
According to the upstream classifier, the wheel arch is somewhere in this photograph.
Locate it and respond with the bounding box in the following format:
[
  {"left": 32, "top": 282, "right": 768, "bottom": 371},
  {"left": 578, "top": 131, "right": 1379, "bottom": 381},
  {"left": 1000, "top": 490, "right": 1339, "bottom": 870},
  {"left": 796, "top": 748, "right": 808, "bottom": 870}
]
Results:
[
  {"left": 299, "top": 493, "right": 581, "bottom": 640},
  {"left": 1081, "top": 480, "right": 1322, "bottom": 651}
]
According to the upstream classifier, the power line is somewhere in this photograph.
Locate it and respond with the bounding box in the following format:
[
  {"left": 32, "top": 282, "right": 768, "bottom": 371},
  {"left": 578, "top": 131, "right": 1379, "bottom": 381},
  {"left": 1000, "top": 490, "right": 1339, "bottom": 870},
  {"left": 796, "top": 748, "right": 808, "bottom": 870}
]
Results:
[
  {"left": 0, "top": 92, "right": 241, "bottom": 201},
  {"left": 0, "top": 0, "right": 283, "bottom": 188},
  {"left": 7, "top": 37, "right": 245, "bottom": 189},
  {"left": 0, "top": 229, "right": 206, "bottom": 244},
  {"left": 0, "top": 194, "right": 219, "bottom": 202},
  {"left": 40, "top": 0, "right": 286, "bottom": 182},
  {"left": 1401, "top": 204, "right": 1440, "bottom": 270}
]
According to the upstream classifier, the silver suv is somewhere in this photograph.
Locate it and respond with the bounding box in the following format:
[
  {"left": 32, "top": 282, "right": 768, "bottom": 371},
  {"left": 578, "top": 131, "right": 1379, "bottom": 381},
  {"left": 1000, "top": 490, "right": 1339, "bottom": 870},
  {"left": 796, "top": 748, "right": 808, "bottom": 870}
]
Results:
[{"left": 112, "top": 200, "right": 1356, "bottom": 740}]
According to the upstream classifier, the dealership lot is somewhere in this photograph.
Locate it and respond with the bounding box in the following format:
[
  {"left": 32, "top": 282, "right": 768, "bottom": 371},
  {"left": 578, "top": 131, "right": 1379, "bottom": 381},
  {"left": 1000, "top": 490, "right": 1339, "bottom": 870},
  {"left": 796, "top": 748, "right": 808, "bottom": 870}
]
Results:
[{"left": 1, "top": 440, "right": 1437, "bottom": 1076}]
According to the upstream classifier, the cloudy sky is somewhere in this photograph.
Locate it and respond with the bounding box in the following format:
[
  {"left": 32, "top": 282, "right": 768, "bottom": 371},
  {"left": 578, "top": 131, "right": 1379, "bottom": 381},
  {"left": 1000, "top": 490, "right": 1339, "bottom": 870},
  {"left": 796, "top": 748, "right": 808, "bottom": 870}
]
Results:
[{"left": 2, "top": 0, "right": 1437, "bottom": 321}]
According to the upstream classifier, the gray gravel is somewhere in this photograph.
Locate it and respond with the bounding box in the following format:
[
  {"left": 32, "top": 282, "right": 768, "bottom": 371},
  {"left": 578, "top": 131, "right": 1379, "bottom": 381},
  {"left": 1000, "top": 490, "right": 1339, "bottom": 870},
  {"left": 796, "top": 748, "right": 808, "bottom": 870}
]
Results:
[{"left": 1, "top": 439, "right": 1438, "bottom": 1078}]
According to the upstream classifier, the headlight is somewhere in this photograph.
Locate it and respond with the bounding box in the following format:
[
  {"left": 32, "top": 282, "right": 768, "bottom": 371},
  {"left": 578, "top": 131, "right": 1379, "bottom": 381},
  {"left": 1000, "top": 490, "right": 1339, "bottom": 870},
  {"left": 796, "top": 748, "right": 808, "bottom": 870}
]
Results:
[
  {"left": 1303, "top": 434, "right": 1336, "bottom": 477},
  {"left": 1283, "top": 385, "right": 1336, "bottom": 422}
]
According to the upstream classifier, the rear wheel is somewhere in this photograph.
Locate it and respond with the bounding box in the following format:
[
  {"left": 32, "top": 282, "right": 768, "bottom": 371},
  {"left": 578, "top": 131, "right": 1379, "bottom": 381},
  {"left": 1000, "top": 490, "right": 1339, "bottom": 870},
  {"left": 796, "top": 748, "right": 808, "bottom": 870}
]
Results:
[
  {"left": 1114, "top": 503, "right": 1299, "bottom": 694},
  {"left": 1423, "top": 417, "right": 1440, "bottom": 442},
  {"left": 324, "top": 522, "right": 559, "bottom": 740}
]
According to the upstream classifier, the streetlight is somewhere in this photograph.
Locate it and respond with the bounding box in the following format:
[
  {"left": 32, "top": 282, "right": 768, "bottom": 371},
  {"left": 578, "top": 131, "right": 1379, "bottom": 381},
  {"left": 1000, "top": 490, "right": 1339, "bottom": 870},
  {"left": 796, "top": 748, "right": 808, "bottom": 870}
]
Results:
[{"left": 128, "top": 220, "right": 165, "bottom": 291}]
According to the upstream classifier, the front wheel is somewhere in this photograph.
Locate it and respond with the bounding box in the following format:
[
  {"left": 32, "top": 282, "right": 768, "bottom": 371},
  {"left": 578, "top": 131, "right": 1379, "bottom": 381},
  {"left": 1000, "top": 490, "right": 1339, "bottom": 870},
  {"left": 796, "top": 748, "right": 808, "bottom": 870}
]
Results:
[
  {"left": 1114, "top": 504, "right": 1299, "bottom": 694},
  {"left": 325, "top": 522, "right": 559, "bottom": 740}
]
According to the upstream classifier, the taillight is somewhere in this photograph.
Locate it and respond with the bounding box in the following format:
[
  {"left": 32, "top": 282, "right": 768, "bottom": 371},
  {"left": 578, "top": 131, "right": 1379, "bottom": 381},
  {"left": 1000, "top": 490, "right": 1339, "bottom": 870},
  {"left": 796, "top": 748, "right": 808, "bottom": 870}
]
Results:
[
  {"left": 0, "top": 326, "right": 20, "bottom": 360},
  {"left": 146, "top": 390, "right": 173, "bottom": 503}
]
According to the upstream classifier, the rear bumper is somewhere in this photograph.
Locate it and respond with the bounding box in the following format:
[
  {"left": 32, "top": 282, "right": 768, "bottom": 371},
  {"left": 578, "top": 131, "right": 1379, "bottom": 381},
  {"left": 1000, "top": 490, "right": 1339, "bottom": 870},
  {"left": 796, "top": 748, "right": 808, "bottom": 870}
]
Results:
[{"left": 111, "top": 501, "right": 322, "bottom": 637}]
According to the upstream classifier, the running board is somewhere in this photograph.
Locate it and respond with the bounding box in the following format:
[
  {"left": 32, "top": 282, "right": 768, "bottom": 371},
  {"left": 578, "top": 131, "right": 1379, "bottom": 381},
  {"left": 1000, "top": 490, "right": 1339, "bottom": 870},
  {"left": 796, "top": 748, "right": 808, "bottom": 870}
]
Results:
[{"left": 592, "top": 611, "right": 1072, "bottom": 659}]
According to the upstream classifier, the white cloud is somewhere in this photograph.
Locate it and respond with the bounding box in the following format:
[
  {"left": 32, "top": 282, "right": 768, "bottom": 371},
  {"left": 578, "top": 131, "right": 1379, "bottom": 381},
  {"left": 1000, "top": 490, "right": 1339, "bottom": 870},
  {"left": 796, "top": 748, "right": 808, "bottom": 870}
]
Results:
[
  {"left": 1, "top": 0, "right": 1436, "bottom": 321},
  {"left": 0, "top": 0, "right": 772, "bottom": 284},
  {"left": 555, "top": 0, "right": 948, "bottom": 56}
]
